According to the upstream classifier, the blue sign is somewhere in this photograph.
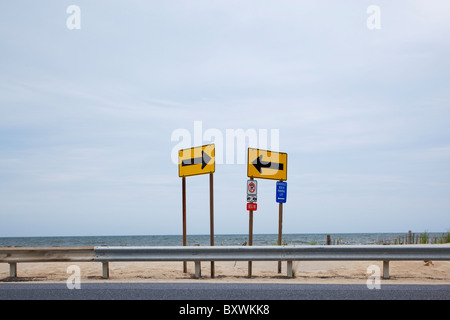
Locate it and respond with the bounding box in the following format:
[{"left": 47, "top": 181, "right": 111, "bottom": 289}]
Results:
[{"left": 276, "top": 181, "right": 287, "bottom": 203}]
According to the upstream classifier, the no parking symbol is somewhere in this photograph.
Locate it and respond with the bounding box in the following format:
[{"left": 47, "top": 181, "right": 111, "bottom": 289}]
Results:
[{"left": 247, "top": 180, "right": 257, "bottom": 203}]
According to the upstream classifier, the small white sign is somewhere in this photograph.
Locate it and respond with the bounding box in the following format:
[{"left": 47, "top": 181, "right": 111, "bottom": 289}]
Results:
[{"left": 247, "top": 180, "right": 257, "bottom": 203}]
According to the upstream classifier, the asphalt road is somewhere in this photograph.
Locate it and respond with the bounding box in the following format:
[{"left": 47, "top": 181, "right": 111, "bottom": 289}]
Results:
[{"left": 1, "top": 282, "right": 449, "bottom": 300}]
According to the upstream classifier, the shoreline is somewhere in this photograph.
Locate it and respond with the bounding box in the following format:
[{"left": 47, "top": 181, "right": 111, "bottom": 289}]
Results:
[{"left": 1, "top": 231, "right": 449, "bottom": 248}]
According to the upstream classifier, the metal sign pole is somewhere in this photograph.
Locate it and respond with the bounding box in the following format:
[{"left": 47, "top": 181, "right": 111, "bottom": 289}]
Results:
[{"left": 209, "top": 173, "right": 215, "bottom": 278}]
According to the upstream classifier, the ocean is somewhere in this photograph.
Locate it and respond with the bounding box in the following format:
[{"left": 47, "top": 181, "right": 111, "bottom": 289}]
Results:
[{"left": 0, "top": 232, "right": 447, "bottom": 247}]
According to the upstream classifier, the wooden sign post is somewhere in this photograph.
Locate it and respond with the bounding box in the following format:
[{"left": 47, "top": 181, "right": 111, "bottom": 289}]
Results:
[
  {"left": 179, "top": 144, "right": 215, "bottom": 278},
  {"left": 247, "top": 177, "right": 254, "bottom": 278},
  {"left": 247, "top": 148, "right": 288, "bottom": 277},
  {"left": 276, "top": 180, "right": 287, "bottom": 273}
]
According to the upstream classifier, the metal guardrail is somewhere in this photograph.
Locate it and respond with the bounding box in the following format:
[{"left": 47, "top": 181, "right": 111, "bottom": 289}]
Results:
[
  {"left": 95, "top": 245, "right": 450, "bottom": 279},
  {"left": 0, "top": 247, "right": 95, "bottom": 278},
  {"left": 2, "top": 245, "right": 450, "bottom": 279},
  {"left": 0, "top": 247, "right": 95, "bottom": 263},
  {"left": 94, "top": 245, "right": 450, "bottom": 261}
]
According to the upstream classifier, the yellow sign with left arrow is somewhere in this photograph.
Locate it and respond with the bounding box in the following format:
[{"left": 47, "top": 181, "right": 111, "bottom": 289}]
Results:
[
  {"left": 178, "top": 144, "right": 215, "bottom": 177},
  {"left": 247, "top": 148, "right": 287, "bottom": 181}
]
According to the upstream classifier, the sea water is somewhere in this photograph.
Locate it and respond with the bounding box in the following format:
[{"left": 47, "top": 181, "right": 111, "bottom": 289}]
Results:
[{"left": 0, "top": 232, "right": 446, "bottom": 247}]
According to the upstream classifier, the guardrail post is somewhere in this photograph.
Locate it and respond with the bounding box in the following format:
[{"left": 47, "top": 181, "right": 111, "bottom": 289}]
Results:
[
  {"left": 9, "top": 263, "right": 17, "bottom": 277},
  {"left": 194, "top": 261, "right": 201, "bottom": 279},
  {"left": 287, "top": 261, "right": 293, "bottom": 278},
  {"left": 102, "top": 261, "right": 110, "bottom": 279},
  {"left": 383, "top": 260, "right": 389, "bottom": 279}
]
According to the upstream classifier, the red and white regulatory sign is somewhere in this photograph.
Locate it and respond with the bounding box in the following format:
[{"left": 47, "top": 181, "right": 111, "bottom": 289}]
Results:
[
  {"left": 247, "top": 180, "right": 257, "bottom": 203},
  {"left": 247, "top": 203, "right": 257, "bottom": 211}
]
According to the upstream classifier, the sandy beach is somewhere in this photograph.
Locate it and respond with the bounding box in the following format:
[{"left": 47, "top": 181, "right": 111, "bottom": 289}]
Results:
[{"left": 1, "top": 260, "right": 449, "bottom": 285}]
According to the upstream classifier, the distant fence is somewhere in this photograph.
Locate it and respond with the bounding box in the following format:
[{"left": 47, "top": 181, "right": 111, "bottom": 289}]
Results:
[
  {"left": 326, "top": 231, "right": 450, "bottom": 245},
  {"left": 1, "top": 245, "right": 450, "bottom": 280},
  {"left": 386, "top": 231, "right": 450, "bottom": 245}
]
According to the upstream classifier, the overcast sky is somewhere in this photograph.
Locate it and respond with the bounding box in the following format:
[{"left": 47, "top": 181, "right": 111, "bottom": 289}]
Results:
[{"left": 1, "top": 1, "right": 449, "bottom": 237}]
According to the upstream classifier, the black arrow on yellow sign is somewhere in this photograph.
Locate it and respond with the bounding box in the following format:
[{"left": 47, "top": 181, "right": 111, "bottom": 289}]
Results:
[
  {"left": 251, "top": 155, "right": 284, "bottom": 173},
  {"left": 181, "top": 151, "right": 212, "bottom": 169}
]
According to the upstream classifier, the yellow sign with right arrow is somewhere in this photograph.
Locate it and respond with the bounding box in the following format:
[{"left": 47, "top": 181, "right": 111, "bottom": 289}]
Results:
[
  {"left": 178, "top": 144, "right": 215, "bottom": 177},
  {"left": 247, "top": 148, "right": 287, "bottom": 181}
]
